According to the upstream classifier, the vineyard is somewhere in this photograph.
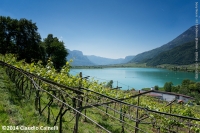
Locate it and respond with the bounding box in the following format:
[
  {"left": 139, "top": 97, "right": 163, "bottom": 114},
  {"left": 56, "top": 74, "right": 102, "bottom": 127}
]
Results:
[{"left": 0, "top": 54, "right": 200, "bottom": 133}]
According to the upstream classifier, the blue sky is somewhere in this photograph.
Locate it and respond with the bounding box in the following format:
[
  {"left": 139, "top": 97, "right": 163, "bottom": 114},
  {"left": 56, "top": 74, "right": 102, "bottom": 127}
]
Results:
[{"left": 1, "top": 0, "right": 199, "bottom": 59}]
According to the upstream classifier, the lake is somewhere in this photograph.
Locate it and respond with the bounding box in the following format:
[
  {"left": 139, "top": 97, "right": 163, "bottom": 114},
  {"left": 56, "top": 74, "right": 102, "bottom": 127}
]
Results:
[{"left": 70, "top": 68, "right": 200, "bottom": 90}]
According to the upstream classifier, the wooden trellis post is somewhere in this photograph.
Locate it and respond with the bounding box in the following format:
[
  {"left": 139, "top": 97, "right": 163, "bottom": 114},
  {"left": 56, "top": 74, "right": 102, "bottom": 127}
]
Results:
[
  {"left": 121, "top": 111, "right": 126, "bottom": 133},
  {"left": 73, "top": 72, "right": 83, "bottom": 133},
  {"left": 135, "top": 90, "right": 140, "bottom": 133},
  {"left": 84, "top": 98, "right": 88, "bottom": 122}
]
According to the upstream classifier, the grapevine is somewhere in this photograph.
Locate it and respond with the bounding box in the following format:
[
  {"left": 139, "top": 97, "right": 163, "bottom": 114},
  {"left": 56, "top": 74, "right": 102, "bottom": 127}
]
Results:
[{"left": 1, "top": 53, "right": 200, "bottom": 132}]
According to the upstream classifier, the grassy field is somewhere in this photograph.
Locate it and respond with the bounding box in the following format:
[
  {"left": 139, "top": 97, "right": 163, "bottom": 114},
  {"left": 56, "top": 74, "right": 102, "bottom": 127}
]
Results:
[{"left": 71, "top": 63, "right": 148, "bottom": 69}]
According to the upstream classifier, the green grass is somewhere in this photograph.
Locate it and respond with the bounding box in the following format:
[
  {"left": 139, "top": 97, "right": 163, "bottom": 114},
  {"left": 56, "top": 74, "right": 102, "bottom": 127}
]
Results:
[
  {"left": 0, "top": 66, "right": 57, "bottom": 133},
  {"left": 0, "top": 67, "right": 23, "bottom": 132}
]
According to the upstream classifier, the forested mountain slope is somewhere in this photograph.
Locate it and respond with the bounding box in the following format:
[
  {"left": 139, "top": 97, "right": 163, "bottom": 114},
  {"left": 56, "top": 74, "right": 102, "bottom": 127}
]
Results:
[
  {"left": 146, "top": 40, "right": 200, "bottom": 66},
  {"left": 129, "top": 25, "right": 200, "bottom": 63}
]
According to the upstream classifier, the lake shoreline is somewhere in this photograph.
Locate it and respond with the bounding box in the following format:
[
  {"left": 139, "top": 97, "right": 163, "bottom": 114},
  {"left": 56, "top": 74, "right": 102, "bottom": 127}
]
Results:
[
  {"left": 70, "top": 67, "right": 199, "bottom": 90},
  {"left": 71, "top": 63, "right": 199, "bottom": 73}
]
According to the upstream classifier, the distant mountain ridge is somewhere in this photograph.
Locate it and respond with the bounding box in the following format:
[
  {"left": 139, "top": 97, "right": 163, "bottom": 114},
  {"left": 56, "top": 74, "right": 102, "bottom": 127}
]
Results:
[
  {"left": 67, "top": 49, "right": 135, "bottom": 66},
  {"left": 129, "top": 25, "right": 200, "bottom": 63},
  {"left": 86, "top": 55, "right": 135, "bottom": 65},
  {"left": 66, "top": 49, "right": 95, "bottom": 66}
]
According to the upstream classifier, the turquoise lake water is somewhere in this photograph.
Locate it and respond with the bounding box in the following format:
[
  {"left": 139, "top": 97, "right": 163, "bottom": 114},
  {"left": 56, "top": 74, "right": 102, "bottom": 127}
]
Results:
[{"left": 70, "top": 68, "right": 200, "bottom": 90}]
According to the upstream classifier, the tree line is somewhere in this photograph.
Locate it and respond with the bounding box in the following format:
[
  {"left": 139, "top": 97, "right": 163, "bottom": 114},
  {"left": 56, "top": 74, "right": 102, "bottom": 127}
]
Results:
[
  {"left": 0, "top": 16, "right": 68, "bottom": 70},
  {"left": 163, "top": 79, "right": 200, "bottom": 104}
]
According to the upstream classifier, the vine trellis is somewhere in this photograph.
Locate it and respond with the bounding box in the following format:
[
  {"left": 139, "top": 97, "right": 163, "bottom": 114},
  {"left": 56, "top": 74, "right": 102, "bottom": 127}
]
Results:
[{"left": 0, "top": 60, "right": 200, "bottom": 133}]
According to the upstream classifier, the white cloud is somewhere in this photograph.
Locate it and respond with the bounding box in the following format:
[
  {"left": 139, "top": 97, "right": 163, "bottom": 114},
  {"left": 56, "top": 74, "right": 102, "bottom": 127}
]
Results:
[{"left": 59, "top": 36, "right": 63, "bottom": 41}]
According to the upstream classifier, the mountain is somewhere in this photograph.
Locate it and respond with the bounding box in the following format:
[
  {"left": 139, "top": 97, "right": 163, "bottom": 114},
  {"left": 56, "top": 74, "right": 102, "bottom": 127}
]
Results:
[
  {"left": 66, "top": 50, "right": 95, "bottom": 66},
  {"left": 146, "top": 40, "right": 200, "bottom": 66},
  {"left": 129, "top": 25, "right": 200, "bottom": 63},
  {"left": 124, "top": 56, "right": 136, "bottom": 63},
  {"left": 86, "top": 55, "right": 135, "bottom": 65}
]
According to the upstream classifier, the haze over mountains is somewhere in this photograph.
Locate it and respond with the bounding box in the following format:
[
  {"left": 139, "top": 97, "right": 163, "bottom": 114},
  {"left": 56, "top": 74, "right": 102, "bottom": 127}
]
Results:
[
  {"left": 86, "top": 55, "right": 135, "bottom": 65},
  {"left": 66, "top": 49, "right": 134, "bottom": 66},
  {"left": 67, "top": 24, "right": 200, "bottom": 66}
]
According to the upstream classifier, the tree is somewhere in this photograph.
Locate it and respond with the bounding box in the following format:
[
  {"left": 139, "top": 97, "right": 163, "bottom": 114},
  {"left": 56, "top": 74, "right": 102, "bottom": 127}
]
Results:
[
  {"left": 16, "top": 18, "right": 43, "bottom": 62},
  {"left": 106, "top": 80, "right": 113, "bottom": 88},
  {"left": 154, "top": 85, "right": 159, "bottom": 90},
  {"left": 0, "top": 16, "right": 43, "bottom": 62},
  {"left": 195, "top": 82, "right": 200, "bottom": 93},
  {"left": 41, "top": 34, "right": 68, "bottom": 70},
  {"left": 171, "top": 85, "right": 180, "bottom": 93},
  {"left": 182, "top": 79, "right": 194, "bottom": 87},
  {"left": 0, "top": 16, "right": 19, "bottom": 54},
  {"left": 164, "top": 82, "right": 173, "bottom": 92}
]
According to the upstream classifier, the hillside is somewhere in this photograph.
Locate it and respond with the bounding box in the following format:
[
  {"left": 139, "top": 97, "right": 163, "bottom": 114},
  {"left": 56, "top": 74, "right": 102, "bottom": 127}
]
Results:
[
  {"left": 146, "top": 40, "right": 200, "bottom": 66},
  {"left": 0, "top": 66, "right": 50, "bottom": 133},
  {"left": 129, "top": 24, "right": 200, "bottom": 63},
  {"left": 0, "top": 65, "right": 124, "bottom": 133},
  {"left": 86, "top": 55, "right": 135, "bottom": 65},
  {"left": 1, "top": 55, "right": 200, "bottom": 133}
]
